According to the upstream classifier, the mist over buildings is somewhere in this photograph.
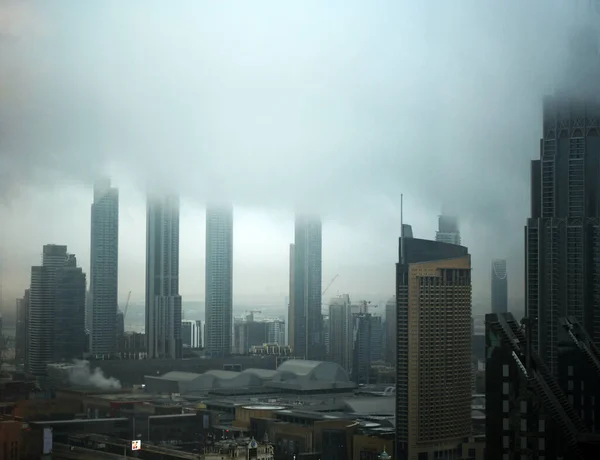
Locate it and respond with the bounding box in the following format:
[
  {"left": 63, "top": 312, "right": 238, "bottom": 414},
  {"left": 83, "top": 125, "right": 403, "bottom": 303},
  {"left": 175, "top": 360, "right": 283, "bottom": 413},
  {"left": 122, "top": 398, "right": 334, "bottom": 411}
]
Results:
[{"left": 0, "top": 0, "right": 598, "bottom": 317}]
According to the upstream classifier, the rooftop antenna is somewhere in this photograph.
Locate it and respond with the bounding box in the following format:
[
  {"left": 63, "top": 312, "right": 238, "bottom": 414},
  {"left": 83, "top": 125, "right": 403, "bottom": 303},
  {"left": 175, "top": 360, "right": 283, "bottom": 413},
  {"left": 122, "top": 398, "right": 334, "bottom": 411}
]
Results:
[{"left": 400, "top": 194, "right": 405, "bottom": 264}]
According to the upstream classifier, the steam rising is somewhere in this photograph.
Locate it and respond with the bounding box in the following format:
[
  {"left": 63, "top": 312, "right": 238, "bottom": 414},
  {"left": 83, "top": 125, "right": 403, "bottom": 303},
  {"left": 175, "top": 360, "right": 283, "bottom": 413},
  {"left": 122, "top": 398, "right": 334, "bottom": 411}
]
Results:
[{"left": 68, "top": 360, "right": 122, "bottom": 390}]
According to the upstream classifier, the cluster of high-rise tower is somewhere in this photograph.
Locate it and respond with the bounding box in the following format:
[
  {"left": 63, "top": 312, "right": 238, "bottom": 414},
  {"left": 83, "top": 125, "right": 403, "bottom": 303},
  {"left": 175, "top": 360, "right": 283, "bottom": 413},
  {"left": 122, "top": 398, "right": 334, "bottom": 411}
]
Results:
[{"left": 14, "top": 180, "right": 326, "bottom": 375}]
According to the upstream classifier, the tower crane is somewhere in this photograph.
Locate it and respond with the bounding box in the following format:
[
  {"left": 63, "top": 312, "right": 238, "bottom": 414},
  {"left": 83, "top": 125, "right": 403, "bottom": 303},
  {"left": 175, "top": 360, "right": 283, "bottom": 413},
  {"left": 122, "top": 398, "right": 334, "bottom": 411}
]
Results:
[
  {"left": 321, "top": 274, "right": 340, "bottom": 314},
  {"left": 322, "top": 274, "right": 339, "bottom": 297},
  {"left": 122, "top": 291, "right": 132, "bottom": 322}
]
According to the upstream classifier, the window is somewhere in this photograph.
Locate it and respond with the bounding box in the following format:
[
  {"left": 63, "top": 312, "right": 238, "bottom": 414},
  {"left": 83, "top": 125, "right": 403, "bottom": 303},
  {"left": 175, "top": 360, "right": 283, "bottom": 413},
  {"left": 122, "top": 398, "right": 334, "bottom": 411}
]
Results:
[
  {"left": 539, "top": 419, "right": 545, "bottom": 432},
  {"left": 521, "top": 419, "right": 527, "bottom": 431},
  {"left": 520, "top": 401, "right": 527, "bottom": 413},
  {"left": 503, "top": 418, "right": 509, "bottom": 430},
  {"left": 503, "top": 382, "right": 509, "bottom": 394},
  {"left": 503, "top": 364, "right": 509, "bottom": 377},
  {"left": 539, "top": 438, "right": 545, "bottom": 450},
  {"left": 503, "top": 400, "right": 509, "bottom": 413},
  {"left": 503, "top": 436, "right": 510, "bottom": 449}
]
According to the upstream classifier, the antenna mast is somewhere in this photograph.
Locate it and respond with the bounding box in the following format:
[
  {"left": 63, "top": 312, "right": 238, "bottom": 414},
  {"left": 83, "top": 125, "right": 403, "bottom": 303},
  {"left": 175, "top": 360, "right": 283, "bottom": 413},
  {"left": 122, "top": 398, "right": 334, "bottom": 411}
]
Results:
[{"left": 400, "top": 194, "right": 405, "bottom": 264}]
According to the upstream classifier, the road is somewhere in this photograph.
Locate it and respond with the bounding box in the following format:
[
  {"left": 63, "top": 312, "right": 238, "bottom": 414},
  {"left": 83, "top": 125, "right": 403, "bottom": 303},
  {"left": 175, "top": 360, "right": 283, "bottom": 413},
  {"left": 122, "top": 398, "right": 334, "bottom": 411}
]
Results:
[{"left": 53, "top": 443, "right": 127, "bottom": 460}]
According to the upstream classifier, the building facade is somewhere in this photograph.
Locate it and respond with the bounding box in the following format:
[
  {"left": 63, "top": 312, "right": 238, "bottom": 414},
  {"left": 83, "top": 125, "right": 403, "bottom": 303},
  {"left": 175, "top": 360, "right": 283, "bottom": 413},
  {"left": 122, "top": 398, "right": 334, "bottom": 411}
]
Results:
[
  {"left": 525, "top": 97, "right": 600, "bottom": 374},
  {"left": 524, "top": 18, "right": 600, "bottom": 375},
  {"left": 182, "top": 319, "right": 202, "bottom": 349},
  {"left": 15, "top": 290, "right": 28, "bottom": 365},
  {"left": 288, "top": 244, "right": 295, "bottom": 348},
  {"left": 385, "top": 296, "right": 396, "bottom": 365},
  {"left": 328, "top": 294, "right": 353, "bottom": 372},
  {"left": 396, "top": 236, "right": 472, "bottom": 460},
  {"left": 485, "top": 312, "right": 597, "bottom": 460},
  {"left": 145, "top": 195, "right": 182, "bottom": 359},
  {"left": 491, "top": 259, "right": 508, "bottom": 314},
  {"left": 89, "top": 179, "right": 119, "bottom": 356},
  {"left": 204, "top": 205, "right": 233, "bottom": 358},
  {"left": 266, "top": 319, "right": 285, "bottom": 345},
  {"left": 27, "top": 245, "right": 86, "bottom": 376},
  {"left": 435, "top": 215, "right": 461, "bottom": 245},
  {"left": 292, "top": 214, "right": 323, "bottom": 360}
]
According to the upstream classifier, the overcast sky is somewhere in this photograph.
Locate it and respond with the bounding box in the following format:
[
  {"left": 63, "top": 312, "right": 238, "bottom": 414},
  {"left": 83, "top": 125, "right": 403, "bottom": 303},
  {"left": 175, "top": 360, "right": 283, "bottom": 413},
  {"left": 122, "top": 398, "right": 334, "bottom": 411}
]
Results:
[{"left": 0, "top": 0, "right": 597, "bottom": 319}]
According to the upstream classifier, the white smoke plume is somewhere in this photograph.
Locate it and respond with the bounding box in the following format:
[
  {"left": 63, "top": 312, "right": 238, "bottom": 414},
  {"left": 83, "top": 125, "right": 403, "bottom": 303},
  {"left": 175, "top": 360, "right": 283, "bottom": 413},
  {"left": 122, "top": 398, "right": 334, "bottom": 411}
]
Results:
[{"left": 68, "top": 359, "right": 122, "bottom": 390}]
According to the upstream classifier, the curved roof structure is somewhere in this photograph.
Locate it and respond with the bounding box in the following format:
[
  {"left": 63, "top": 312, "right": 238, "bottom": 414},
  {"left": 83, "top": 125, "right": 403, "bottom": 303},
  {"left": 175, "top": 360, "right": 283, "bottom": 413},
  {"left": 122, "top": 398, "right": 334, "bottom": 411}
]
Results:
[
  {"left": 145, "top": 360, "right": 355, "bottom": 394},
  {"left": 267, "top": 360, "right": 355, "bottom": 391},
  {"left": 274, "top": 360, "right": 350, "bottom": 382}
]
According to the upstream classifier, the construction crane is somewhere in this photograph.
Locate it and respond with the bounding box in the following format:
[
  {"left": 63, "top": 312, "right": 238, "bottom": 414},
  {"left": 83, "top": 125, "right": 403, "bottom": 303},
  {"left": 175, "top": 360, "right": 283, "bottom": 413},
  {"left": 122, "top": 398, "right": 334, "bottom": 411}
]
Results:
[
  {"left": 122, "top": 291, "right": 132, "bottom": 322},
  {"left": 322, "top": 274, "right": 339, "bottom": 297},
  {"left": 321, "top": 274, "right": 340, "bottom": 314}
]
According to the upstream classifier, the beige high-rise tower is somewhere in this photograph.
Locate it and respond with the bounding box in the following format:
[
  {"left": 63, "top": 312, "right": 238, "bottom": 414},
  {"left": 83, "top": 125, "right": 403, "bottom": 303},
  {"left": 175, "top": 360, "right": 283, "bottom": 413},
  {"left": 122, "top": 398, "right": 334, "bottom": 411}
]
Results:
[{"left": 396, "top": 236, "right": 472, "bottom": 460}]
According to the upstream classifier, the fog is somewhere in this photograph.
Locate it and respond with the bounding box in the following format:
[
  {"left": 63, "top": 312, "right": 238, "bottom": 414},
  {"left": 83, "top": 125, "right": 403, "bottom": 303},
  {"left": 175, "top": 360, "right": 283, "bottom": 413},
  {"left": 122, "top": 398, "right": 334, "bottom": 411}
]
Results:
[{"left": 0, "top": 0, "right": 598, "bottom": 317}]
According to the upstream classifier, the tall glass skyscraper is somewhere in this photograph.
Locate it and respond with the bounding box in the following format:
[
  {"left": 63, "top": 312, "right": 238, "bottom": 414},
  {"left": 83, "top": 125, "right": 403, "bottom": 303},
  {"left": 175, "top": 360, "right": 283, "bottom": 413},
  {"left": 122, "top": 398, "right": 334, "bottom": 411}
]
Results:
[
  {"left": 145, "top": 195, "right": 182, "bottom": 359},
  {"left": 292, "top": 214, "right": 323, "bottom": 360},
  {"left": 89, "top": 179, "right": 119, "bottom": 356},
  {"left": 204, "top": 205, "right": 233, "bottom": 358}
]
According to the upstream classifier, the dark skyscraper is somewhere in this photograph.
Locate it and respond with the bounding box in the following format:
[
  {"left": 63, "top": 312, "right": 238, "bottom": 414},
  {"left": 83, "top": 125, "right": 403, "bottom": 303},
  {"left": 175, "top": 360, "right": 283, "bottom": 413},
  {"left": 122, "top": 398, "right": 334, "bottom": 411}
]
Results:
[
  {"left": 491, "top": 259, "right": 508, "bottom": 314},
  {"left": 485, "top": 312, "right": 597, "bottom": 460},
  {"left": 292, "top": 214, "right": 323, "bottom": 360},
  {"left": 27, "top": 245, "right": 86, "bottom": 376},
  {"left": 15, "top": 290, "right": 29, "bottom": 365},
  {"left": 525, "top": 25, "right": 600, "bottom": 375}
]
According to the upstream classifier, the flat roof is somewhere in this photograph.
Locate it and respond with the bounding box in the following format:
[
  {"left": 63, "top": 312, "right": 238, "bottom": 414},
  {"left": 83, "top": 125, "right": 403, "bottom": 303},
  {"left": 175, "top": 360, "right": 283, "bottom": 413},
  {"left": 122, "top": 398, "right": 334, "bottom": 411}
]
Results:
[{"left": 29, "top": 418, "right": 128, "bottom": 425}]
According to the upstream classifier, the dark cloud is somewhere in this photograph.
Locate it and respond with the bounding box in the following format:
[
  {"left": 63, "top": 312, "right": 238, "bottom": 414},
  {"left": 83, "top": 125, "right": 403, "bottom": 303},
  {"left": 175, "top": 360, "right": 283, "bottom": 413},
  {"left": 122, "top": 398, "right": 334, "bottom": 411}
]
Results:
[{"left": 0, "top": 0, "right": 598, "bottom": 312}]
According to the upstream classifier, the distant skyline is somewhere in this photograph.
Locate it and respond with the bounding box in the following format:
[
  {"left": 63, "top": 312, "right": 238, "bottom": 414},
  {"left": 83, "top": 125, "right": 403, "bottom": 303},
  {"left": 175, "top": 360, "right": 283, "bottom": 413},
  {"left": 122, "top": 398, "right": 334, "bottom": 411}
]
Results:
[{"left": 0, "top": 185, "right": 518, "bottom": 320}]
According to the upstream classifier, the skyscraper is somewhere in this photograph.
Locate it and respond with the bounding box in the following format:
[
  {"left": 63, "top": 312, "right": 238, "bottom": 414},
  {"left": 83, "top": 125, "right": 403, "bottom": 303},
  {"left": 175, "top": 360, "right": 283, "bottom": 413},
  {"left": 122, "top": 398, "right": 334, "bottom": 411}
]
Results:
[
  {"left": 292, "top": 214, "right": 323, "bottom": 360},
  {"left": 525, "top": 24, "right": 600, "bottom": 375},
  {"left": 328, "top": 294, "right": 352, "bottom": 371},
  {"left": 181, "top": 319, "right": 202, "bottom": 349},
  {"left": 491, "top": 259, "right": 508, "bottom": 314},
  {"left": 89, "top": 179, "right": 119, "bottom": 356},
  {"left": 204, "top": 205, "right": 233, "bottom": 358},
  {"left": 288, "top": 244, "right": 295, "bottom": 348},
  {"left": 384, "top": 296, "right": 396, "bottom": 364},
  {"left": 27, "top": 245, "right": 86, "bottom": 376},
  {"left": 15, "top": 290, "right": 29, "bottom": 365},
  {"left": 396, "top": 235, "right": 472, "bottom": 459},
  {"left": 145, "top": 195, "right": 182, "bottom": 359},
  {"left": 435, "top": 215, "right": 461, "bottom": 245}
]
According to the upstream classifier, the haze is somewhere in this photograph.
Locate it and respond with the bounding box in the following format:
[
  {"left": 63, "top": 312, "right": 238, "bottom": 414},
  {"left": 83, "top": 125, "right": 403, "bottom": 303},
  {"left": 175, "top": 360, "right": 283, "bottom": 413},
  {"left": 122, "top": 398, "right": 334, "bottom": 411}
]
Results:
[{"left": 0, "top": 0, "right": 593, "bottom": 319}]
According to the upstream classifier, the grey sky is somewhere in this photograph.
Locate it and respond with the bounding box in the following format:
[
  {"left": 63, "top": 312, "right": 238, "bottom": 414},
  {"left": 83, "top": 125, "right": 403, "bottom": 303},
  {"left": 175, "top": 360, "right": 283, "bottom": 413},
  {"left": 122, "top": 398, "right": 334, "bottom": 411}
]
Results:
[{"left": 0, "top": 0, "right": 596, "bottom": 318}]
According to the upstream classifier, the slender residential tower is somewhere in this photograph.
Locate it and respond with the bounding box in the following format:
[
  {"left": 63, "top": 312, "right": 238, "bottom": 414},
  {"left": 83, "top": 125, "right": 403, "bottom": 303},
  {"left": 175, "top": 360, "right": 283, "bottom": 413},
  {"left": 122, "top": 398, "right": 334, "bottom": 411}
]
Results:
[
  {"left": 204, "top": 205, "right": 233, "bottom": 358},
  {"left": 491, "top": 259, "right": 508, "bottom": 314},
  {"left": 292, "top": 214, "right": 323, "bottom": 360},
  {"left": 145, "top": 195, "right": 182, "bottom": 359},
  {"left": 89, "top": 179, "right": 119, "bottom": 356},
  {"left": 525, "top": 20, "right": 600, "bottom": 375}
]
